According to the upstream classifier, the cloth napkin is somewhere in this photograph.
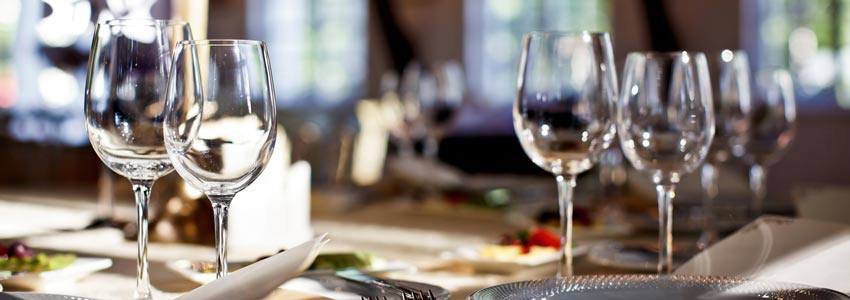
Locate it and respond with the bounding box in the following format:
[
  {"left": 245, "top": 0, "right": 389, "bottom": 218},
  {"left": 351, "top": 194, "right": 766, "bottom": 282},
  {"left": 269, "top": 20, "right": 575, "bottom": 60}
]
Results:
[
  {"left": 676, "top": 216, "right": 850, "bottom": 293},
  {"left": 179, "top": 233, "right": 329, "bottom": 300}
]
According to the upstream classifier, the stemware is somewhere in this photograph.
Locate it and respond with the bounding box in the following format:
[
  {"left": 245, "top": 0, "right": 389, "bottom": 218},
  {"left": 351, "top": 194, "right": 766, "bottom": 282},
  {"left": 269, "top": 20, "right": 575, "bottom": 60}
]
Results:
[
  {"left": 698, "top": 49, "right": 752, "bottom": 249},
  {"left": 84, "top": 19, "right": 191, "bottom": 299},
  {"left": 422, "top": 60, "right": 465, "bottom": 159},
  {"left": 514, "top": 31, "right": 618, "bottom": 276},
  {"left": 730, "top": 69, "right": 796, "bottom": 216},
  {"left": 617, "top": 51, "right": 714, "bottom": 273},
  {"left": 165, "top": 39, "right": 277, "bottom": 278},
  {"left": 396, "top": 61, "right": 431, "bottom": 156}
]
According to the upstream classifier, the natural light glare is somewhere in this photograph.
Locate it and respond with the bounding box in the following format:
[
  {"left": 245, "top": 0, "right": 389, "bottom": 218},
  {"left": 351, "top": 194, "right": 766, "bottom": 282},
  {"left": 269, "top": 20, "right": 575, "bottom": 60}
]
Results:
[
  {"left": 721, "top": 49, "right": 734, "bottom": 63},
  {"left": 38, "top": 67, "right": 78, "bottom": 109},
  {"left": 36, "top": 0, "right": 91, "bottom": 47},
  {"left": 0, "top": 0, "right": 21, "bottom": 25}
]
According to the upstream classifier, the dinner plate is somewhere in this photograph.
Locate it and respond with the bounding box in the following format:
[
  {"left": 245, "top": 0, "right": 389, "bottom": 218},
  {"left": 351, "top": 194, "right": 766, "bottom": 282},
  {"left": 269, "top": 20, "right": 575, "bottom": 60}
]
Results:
[
  {"left": 444, "top": 244, "right": 589, "bottom": 274},
  {"left": 167, "top": 257, "right": 415, "bottom": 285},
  {"left": 586, "top": 241, "right": 691, "bottom": 271},
  {"left": 0, "top": 292, "right": 97, "bottom": 300},
  {"left": 0, "top": 258, "right": 112, "bottom": 290},
  {"left": 470, "top": 275, "right": 850, "bottom": 299}
]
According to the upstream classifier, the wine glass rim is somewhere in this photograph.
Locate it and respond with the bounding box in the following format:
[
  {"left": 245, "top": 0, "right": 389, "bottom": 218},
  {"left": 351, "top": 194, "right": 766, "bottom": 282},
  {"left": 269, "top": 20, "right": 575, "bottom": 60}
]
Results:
[
  {"left": 525, "top": 30, "right": 610, "bottom": 38},
  {"left": 179, "top": 39, "right": 266, "bottom": 46},
  {"left": 630, "top": 51, "right": 707, "bottom": 59},
  {"left": 102, "top": 19, "right": 189, "bottom": 27}
]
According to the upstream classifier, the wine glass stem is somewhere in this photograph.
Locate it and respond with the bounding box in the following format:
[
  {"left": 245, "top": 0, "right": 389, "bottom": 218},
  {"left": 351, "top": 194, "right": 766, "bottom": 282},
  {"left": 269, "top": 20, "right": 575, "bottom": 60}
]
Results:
[
  {"left": 698, "top": 163, "right": 718, "bottom": 248},
  {"left": 423, "top": 133, "right": 439, "bottom": 159},
  {"left": 130, "top": 179, "right": 154, "bottom": 300},
  {"left": 209, "top": 195, "right": 234, "bottom": 279},
  {"left": 749, "top": 164, "right": 767, "bottom": 217},
  {"left": 555, "top": 174, "right": 576, "bottom": 277},
  {"left": 656, "top": 184, "right": 675, "bottom": 274},
  {"left": 399, "top": 137, "right": 416, "bottom": 158}
]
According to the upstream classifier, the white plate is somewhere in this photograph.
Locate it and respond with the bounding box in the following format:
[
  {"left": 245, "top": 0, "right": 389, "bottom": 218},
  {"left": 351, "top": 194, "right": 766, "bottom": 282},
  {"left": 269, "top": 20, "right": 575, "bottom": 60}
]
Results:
[
  {"left": 586, "top": 241, "right": 690, "bottom": 271},
  {"left": 0, "top": 258, "right": 112, "bottom": 290},
  {"left": 443, "top": 244, "right": 589, "bottom": 273},
  {"left": 167, "top": 257, "right": 415, "bottom": 285}
]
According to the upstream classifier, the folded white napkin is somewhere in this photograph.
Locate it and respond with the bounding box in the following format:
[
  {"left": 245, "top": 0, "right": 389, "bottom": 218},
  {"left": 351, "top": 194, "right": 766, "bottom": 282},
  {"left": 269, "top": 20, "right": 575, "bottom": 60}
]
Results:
[
  {"left": 229, "top": 160, "right": 313, "bottom": 261},
  {"left": 178, "top": 234, "right": 329, "bottom": 300},
  {"left": 677, "top": 216, "right": 850, "bottom": 293}
]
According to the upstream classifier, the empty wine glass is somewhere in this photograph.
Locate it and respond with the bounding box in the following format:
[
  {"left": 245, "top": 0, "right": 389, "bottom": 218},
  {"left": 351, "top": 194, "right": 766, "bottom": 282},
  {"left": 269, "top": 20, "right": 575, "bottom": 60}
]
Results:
[
  {"left": 514, "top": 31, "right": 617, "bottom": 277},
  {"left": 422, "top": 60, "right": 465, "bottom": 159},
  {"left": 84, "top": 19, "right": 191, "bottom": 299},
  {"left": 698, "top": 49, "right": 752, "bottom": 249},
  {"left": 730, "top": 69, "right": 796, "bottom": 216},
  {"left": 618, "top": 51, "right": 714, "bottom": 273},
  {"left": 165, "top": 39, "right": 277, "bottom": 278},
  {"left": 397, "top": 61, "right": 430, "bottom": 156}
]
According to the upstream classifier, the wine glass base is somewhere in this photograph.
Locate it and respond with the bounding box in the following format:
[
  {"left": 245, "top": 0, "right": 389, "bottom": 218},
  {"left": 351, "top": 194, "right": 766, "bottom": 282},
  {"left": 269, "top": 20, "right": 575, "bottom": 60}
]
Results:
[
  {"left": 586, "top": 241, "right": 694, "bottom": 272},
  {"left": 133, "top": 290, "right": 152, "bottom": 300}
]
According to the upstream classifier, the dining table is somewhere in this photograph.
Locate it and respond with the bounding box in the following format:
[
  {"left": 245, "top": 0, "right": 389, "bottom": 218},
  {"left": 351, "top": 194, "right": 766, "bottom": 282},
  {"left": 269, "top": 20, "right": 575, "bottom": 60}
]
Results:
[{"left": 0, "top": 182, "right": 670, "bottom": 300}]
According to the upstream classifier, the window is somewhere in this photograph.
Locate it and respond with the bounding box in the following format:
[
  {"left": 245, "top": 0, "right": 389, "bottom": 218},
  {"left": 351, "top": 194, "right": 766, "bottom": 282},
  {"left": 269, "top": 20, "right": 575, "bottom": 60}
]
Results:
[
  {"left": 247, "top": 0, "right": 368, "bottom": 108},
  {"left": 464, "top": 0, "right": 611, "bottom": 108},
  {"left": 4, "top": 0, "right": 169, "bottom": 145},
  {"left": 751, "top": 0, "right": 850, "bottom": 108}
]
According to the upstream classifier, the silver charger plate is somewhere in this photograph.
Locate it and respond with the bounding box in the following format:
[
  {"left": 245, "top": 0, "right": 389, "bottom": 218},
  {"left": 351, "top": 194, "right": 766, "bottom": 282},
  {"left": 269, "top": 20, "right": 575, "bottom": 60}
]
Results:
[{"left": 470, "top": 275, "right": 850, "bottom": 300}]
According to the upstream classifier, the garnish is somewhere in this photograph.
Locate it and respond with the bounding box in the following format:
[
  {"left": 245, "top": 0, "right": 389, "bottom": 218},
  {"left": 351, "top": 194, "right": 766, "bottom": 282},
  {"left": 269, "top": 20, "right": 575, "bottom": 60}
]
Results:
[
  {"left": 0, "top": 242, "right": 76, "bottom": 273},
  {"left": 499, "top": 227, "right": 561, "bottom": 253}
]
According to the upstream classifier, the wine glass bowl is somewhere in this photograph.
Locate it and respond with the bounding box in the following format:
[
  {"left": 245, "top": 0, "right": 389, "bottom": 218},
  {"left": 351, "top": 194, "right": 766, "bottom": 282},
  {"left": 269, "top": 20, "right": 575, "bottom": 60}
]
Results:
[
  {"left": 515, "top": 32, "right": 617, "bottom": 176},
  {"left": 84, "top": 19, "right": 192, "bottom": 299},
  {"left": 709, "top": 50, "right": 752, "bottom": 164},
  {"left": 422, "top": 61, "right": 465, "bottom": 158},
  {"left": 514, "top": 31, "right": 617, "bottom": 276},
  {"left": 617, "top": 51, "right": 714, "bottom": 273},
  {"left": 165, "top": 39, "right": 277, "bottom": 279},
  {"left": 729, "top": 68, "right": 796, "bottom": 215},
  {"left": 618, "top": 52, "right": 715, "bottom": 185},
  {"left": 86, "top": 19, "right": 192, "bottom": 181},
  {"left": 730, "top": 69, "right": 796, "bottom": 167}
]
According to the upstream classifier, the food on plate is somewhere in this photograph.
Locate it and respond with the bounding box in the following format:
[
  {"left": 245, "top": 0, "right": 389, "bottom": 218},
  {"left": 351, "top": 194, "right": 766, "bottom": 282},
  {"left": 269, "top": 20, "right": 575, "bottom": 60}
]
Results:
[
  {"left": 191, "top": 251, "right": 382, "bottom": 273},
  {"left": 0, "top": 242, "right": 76, "bottom": 273},
  {"left": 477, "top": 227, "right": 561, "bottom": 261},
  {"left": 308, "top": 252, "right": 376, "bottom": 271},
  {"left": 498, "top": 227, "right": 561, "bottom": 252},
  {"left": 478, "top": 244, "right": 557, "bottom": 262}
]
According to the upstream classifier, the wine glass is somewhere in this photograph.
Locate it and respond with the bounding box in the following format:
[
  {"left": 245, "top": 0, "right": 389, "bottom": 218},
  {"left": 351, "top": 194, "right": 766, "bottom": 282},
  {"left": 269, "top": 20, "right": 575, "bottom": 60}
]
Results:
[
  {"left": 422, "top": 60, "right": 465, "bottom": 159},
  {"left": 396, "top": 61, "right": 430, "bottom": 156},
  {"left": 514, "top": 31, "right": 617, "bottom": 277},
  {"left": 617, "top": 51, "right": 715, "bottom": 273},
  {"left": 164, "top": 39, "right": 277, "bottom": 278},
  {"left": 730, "top": 69, "right": 796, "bottom": 216},
  {"left": 698, "top": 49, "right": 752, "bottom": 249},
  {"left": 84, "top": 19, "right": 191, "bottom": 299}
]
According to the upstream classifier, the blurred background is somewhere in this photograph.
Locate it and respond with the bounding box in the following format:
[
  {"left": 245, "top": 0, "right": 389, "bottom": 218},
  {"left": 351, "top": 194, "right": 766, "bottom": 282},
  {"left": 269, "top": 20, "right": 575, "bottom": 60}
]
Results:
[{"left": 1, "top": 0, "right": 850, "bottom": 218}]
